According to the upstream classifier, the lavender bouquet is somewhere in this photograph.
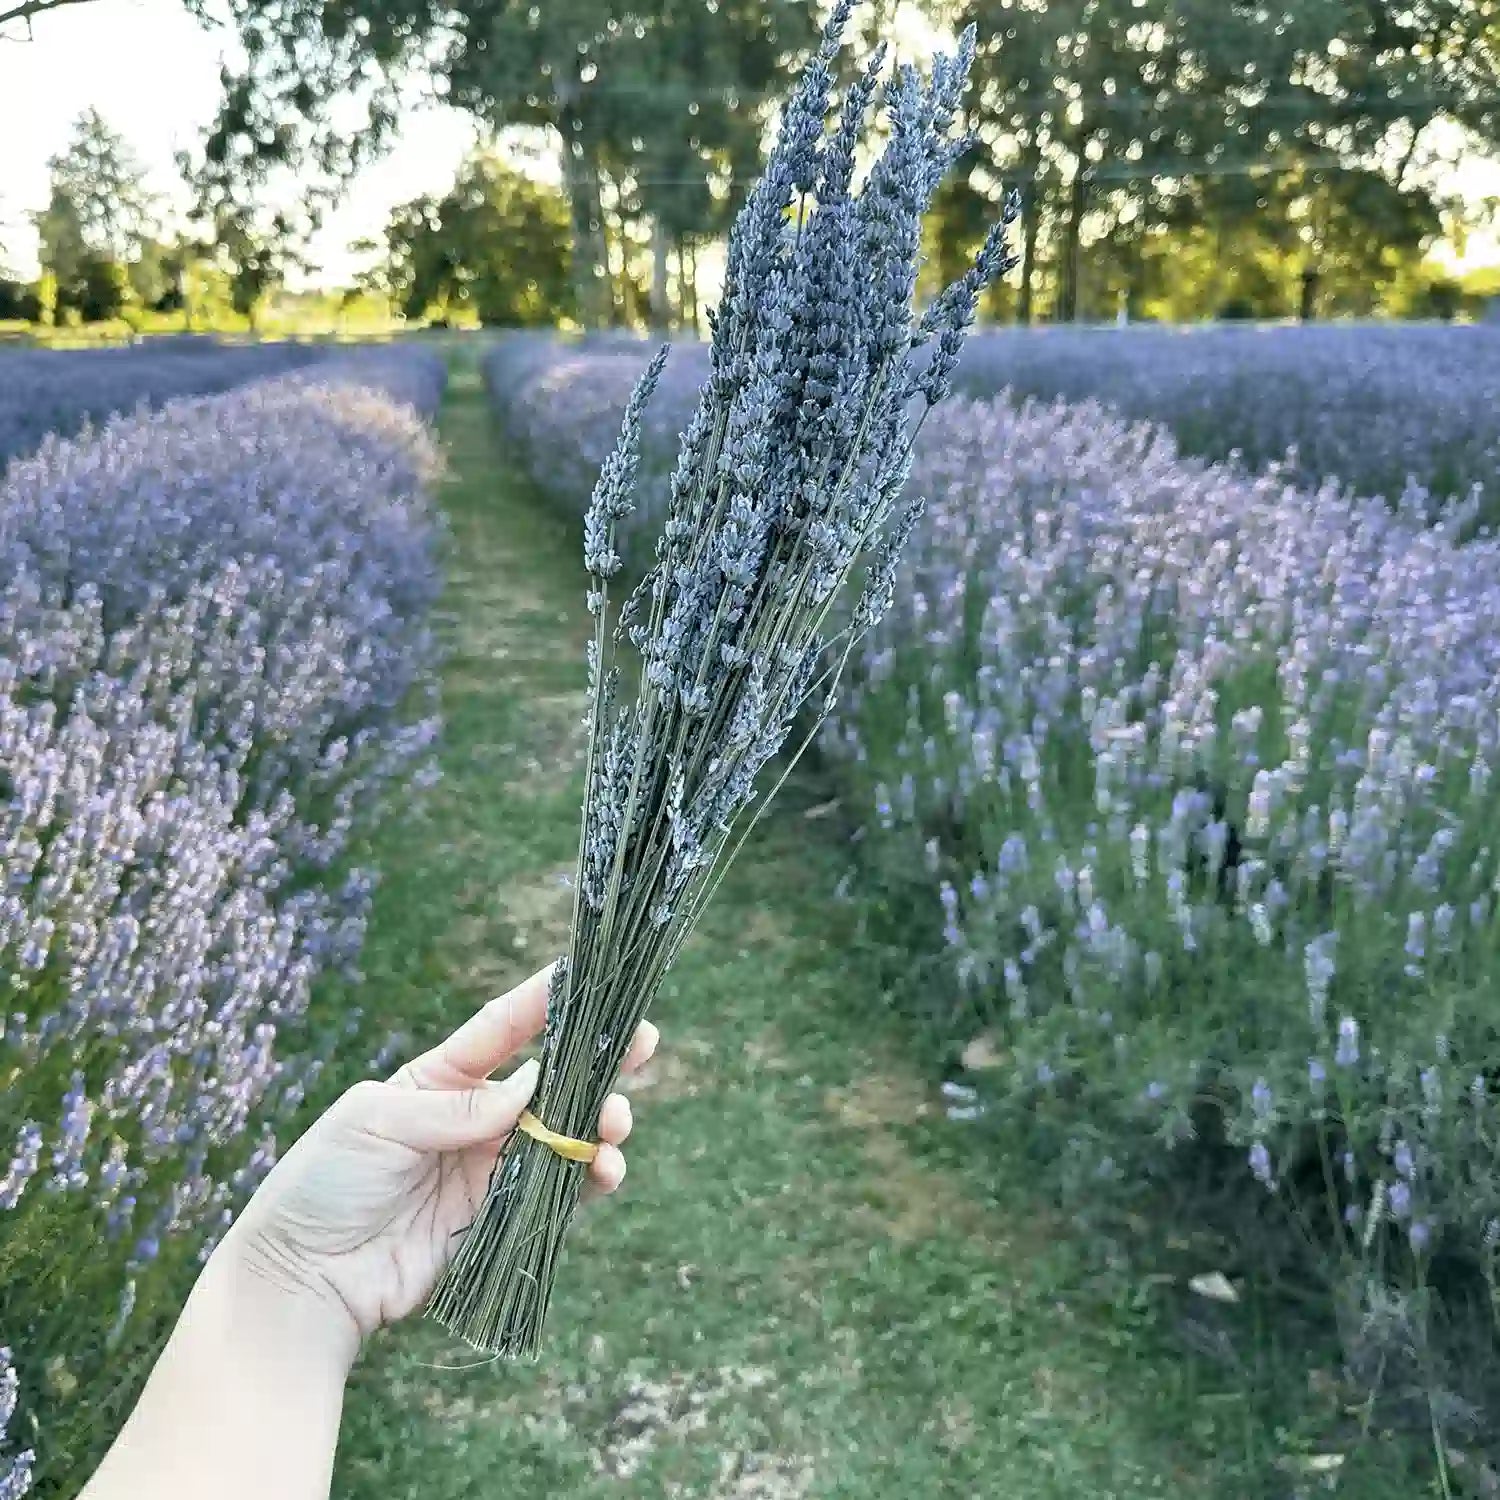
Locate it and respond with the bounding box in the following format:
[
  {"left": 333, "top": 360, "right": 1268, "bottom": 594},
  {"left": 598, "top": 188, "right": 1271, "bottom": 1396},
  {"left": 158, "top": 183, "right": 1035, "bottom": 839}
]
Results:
[{"left": 427, "top": 3, "right": 1018, "bottom": 1356}]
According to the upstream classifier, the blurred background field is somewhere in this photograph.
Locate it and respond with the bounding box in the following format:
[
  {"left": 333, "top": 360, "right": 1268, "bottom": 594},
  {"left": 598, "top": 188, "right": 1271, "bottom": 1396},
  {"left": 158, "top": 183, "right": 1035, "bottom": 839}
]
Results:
[{"left": 8, "top": 2, "right": 1500, "bottom": 1497}]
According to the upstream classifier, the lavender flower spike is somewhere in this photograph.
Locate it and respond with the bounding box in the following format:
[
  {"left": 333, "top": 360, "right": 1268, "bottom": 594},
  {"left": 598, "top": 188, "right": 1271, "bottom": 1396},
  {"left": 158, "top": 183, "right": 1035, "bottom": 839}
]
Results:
[{"left": 428, "top": 10, "right": 1017, "bottom": 1357}]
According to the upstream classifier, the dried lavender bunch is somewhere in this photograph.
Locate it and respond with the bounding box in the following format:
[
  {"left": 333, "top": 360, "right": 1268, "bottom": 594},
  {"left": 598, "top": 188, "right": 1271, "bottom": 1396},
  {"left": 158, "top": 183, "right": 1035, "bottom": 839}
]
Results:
[{"left": 428, "top": 3, "right": 1018, "bottom": 1356}]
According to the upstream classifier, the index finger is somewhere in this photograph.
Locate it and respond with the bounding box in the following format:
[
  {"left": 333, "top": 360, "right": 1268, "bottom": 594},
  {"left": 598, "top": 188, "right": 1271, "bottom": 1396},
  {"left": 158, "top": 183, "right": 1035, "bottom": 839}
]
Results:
[{"left": 394, "top": 963, "right": 555, "bottom": 1089}]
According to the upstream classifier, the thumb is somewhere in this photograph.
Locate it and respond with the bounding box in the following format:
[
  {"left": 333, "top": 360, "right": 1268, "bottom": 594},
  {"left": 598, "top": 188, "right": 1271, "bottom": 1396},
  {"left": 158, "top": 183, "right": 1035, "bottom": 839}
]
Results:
[{"left": 357, "top": 1058, "right": 540, "bottom": 1152}]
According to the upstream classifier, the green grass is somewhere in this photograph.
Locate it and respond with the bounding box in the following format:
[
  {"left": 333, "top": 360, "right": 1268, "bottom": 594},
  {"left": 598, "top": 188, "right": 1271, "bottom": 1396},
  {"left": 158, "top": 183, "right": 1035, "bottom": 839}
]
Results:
[{"left": 329, "top": 355, "right": 1411, "bottom": 1498}]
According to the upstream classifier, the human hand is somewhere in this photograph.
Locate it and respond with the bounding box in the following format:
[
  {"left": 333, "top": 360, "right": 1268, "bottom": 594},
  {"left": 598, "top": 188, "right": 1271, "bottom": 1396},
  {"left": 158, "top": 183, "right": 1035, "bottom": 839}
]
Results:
[{"left": 221, "top": 964, "right": 657, "bottom": 1353}]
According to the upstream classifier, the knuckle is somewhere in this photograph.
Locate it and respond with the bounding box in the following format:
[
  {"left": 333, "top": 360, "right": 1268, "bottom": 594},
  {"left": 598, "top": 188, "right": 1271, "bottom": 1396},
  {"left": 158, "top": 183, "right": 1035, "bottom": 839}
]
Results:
[{"left": 340, "top": 1078, "right": 386, "bottom": 1118}]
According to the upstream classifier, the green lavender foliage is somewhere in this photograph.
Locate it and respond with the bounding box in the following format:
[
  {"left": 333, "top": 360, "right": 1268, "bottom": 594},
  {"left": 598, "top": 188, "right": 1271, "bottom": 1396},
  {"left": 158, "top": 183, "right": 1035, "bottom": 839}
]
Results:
[{"left": 427, "top": 3, "right": 1019, "bottom": 1356}]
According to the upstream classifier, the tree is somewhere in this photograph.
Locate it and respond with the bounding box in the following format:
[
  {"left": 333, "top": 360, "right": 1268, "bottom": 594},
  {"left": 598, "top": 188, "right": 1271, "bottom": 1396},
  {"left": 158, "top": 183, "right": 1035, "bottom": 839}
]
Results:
[
  {"left": 0, "top": 280, "right": 41, "bottom": 322},
  {"left": 212, "top": 207, "right": 303, "bottom": 328},
  {"left": 32, "top": 110, "right": 157, "bottom": 322},
  {"left": 127, "top": 238, "right": 202, "bottom": 314},
  {"left": 160, "top": 0, "right": 820, "bottom": 329},
  {"left": 39, "top": 109, "right": 154, "bottom": 263},
  {"left": 380, "top": 151, "right": 574, "bottom": 325},
  {"left": 33, "top": 188, "right": 89, "bottom": 297},
  {"left": 0, "top": 0, "right": 98, "bottom": 34},
  {"left": 948, "top": 0, "right": 1500, "bottom": 321},
  {"left": 579, "top": 0, "right": 816, "bottom": 328}
]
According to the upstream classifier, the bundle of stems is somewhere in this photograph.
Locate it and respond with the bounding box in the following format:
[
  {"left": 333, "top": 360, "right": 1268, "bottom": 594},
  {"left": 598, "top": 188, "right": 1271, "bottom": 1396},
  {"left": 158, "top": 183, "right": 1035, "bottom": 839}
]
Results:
[{"left": 428, "top": 0, "right": 1019, "bottom": 1356}]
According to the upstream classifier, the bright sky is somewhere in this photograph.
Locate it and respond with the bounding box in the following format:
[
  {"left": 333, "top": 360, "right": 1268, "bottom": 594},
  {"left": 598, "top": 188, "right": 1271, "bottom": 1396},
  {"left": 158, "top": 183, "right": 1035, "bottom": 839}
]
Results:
[
  {"left": 0, "top": 0, "right": 479, "bottom": 285},
  {"left": 2, "top": 0, "right": 1499, "bottom": 287}
]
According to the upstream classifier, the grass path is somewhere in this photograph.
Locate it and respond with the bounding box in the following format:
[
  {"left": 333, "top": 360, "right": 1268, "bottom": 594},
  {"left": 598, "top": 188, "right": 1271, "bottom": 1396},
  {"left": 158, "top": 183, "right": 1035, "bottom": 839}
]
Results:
[{"left": 330, "top": 359, "right": 1265, "bottom": 1499}]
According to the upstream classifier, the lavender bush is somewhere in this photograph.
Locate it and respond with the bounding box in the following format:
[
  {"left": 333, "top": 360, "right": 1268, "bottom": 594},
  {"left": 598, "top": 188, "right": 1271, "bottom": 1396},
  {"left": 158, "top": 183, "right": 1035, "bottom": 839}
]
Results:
[
  {"left": 955, "top": 322, "right": 1500, "bottom": 519},
  {"left": 0, "top": 339, "right": 326, "bottom": 474},
  {"left": 837, "top": 396, "right": 1500, "bottom": 1438},
  {"left": 485, "top": 332, "right": 1500, "bottom": 1439},
  {"left": 0, "top": 348, "right": 444, "bottom": 1490},
  {"left": 0, "top": 1349, "right": 32, "bottom": 1500},
  {"left": 484, "top": 335, "right": 705, "bottom": 518}
]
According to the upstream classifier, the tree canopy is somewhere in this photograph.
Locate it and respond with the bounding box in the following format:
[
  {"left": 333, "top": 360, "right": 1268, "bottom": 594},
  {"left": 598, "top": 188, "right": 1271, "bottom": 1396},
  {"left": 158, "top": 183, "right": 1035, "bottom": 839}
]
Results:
[
  {"left": 372, "top": 151, "right": 573, "bottom": 325},
  {"left": 8, "top": 0, "right": 1500, "bottom": 325},
  {"left": 951, "top": 0, "right": 1500, "bottom": 319}
]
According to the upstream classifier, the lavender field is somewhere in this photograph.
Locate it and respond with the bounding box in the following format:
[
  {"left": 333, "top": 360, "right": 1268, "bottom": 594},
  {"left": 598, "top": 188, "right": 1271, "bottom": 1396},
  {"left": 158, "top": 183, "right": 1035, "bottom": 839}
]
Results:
[
  {"left": 503, "top": 323, "right": 1500, "bottom": 524},
  {"left": 0, "top": 338, "right": 329, "bottom": 473},
  {"left": 955, "top": 322, "right": 1500, "bottom": 517},
  {"left": 484, "top": 326, "right": 1500, "bottom": 1462},
  {"left": 7, "top": 320, "right": 1499, "bottom": 1495},
  {"left": 0, "top": 345, "right": 445, "bottom": 1491}
]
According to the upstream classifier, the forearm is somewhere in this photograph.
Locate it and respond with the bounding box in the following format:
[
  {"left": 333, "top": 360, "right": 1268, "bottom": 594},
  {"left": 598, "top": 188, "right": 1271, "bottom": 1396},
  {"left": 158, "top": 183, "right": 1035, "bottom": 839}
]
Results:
[{"left": 81, "top": 1229, "right": 359, "bottom": 1500}]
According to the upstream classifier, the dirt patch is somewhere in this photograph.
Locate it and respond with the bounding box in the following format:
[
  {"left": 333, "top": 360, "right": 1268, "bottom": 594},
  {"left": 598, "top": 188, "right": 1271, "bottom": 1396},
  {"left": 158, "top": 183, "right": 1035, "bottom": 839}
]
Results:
[
  {"left": 622, "top": 1034, "right": 715, "bottom": 1101},
  {"left": 501, "top": 875, "right": 575, "bottom": 958},
  {"left": 444, "top": 871, "right": 575, "bottom": 993},
  {"left": 824, "top": 1071, "right": 932, "bottom": 1130},
  {"left": 713, "top": 1451, "right": 816, "bottom": 1499},
  {"left": 825, "top": 1073, "right": 1006, "bottom": 1247},
  {"left": 573, "top": 1365, "right": 800, "bottom": 1486}
]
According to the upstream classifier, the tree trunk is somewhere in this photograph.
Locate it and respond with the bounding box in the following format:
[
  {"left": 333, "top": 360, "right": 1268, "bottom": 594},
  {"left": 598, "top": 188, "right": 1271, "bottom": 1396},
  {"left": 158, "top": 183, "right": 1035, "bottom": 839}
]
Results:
[
  {"left": 686, "top": 240, "right": 699, "bottom": 335},
  {"left": 1299, "top": 264, "right": 1321, "bottom": 322},
  {"left": 598, "top": 180, "right": 623, "bottom": 326},
  {"left": 650, "top": 218, "right": 672, "bottom": 330},
  {"left": 557, "top": 89, "right": 609, "bottom": 329},
  {"left": 1058, "top": 159, "right": 1087, "bottom": 323},
  {"left": 1017, "top": 186, "right": 1040, "bottom": 325},
  {"left": 1014, "top": 142, "right": 1043, "bottom": 326}
]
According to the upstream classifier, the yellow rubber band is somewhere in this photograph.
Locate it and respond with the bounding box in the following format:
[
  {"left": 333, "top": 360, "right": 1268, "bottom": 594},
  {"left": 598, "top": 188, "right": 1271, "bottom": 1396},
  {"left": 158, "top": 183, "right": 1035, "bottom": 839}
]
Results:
[{"left": 517, "top": 1110, "right": 599, "bottom": 1164}]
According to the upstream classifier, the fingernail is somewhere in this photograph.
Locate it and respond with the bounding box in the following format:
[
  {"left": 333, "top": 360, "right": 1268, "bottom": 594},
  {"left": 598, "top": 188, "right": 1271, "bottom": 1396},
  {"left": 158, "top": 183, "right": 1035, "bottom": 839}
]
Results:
[{"left": 512, "top": 1057, "right": 540, "bottom": 1090}]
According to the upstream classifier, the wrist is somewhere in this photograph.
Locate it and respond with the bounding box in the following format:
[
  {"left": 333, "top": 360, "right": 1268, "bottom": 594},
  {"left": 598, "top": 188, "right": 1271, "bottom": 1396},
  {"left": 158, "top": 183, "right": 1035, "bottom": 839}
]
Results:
[
  {"left": 83, "top": 1223, "right": 357, "bottom": 1500},
  {"left": 201, "top": 1223, "right": 363, "bottom": 1379}
]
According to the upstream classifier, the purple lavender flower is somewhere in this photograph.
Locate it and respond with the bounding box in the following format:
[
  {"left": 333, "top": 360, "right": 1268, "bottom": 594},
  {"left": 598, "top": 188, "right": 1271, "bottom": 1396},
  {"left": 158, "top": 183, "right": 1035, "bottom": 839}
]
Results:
[
  {"left": 1251, "top": 1078, "right": 1273, "bottom": 1124},
  {"left": 48, "top": 1074, "right": 92, "bottom": 1193},
  {"left": 0, "top": 349, "right": 445, "bottom": 1470},
  {"left": 0, "top": 1347, "right": 30, "bottom": 1500},
  {"left": 0, "top": 1127, "right": 41, "bottom": 1213},
  {"left": 1248, "top": 1141, "right": 1274, "bottom": 1188}
]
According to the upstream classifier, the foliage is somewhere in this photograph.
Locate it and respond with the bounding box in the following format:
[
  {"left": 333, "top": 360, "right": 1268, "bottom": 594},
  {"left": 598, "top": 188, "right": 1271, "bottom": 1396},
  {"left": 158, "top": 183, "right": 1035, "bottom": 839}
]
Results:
[
  {"left": 378, "top": 153, "right": 574, "bottom": 326},
  {"left": 170, "top": 0, "right": 821, "bottom": 328},
  {"left": 0, "top": 284, "right": 40, "bottom": 325},
  {"left": 208, "top": 206, "right": 305, "bottom": 329},
  {"left": 31, "top": 112, "right": 160, "bottom": 326},
  {"left": 825, "top": 392, "right": 1500, "bottom": 1461},
  {"left": 11, "top": 3, "right": 1500, "bottom": 328},
  {"left": 941, "top": 0, "right": 1500, "bottom": 322},
  {"left": 35, "top": 110, "right": 154, "bottom": 265},
  {"left": 0, "top": 1348, "right": 32, "bottom": 1500},
  {"left": 0, "top": 350, "right": 445, "bottom": 1492}
]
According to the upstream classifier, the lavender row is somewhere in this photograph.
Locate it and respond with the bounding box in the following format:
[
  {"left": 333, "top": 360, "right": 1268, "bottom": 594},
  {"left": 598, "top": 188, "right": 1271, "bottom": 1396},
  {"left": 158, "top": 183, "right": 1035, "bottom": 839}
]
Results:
[
  {"left": 0, "top": 349, "right": 445, "bottom": 1491},
  {"left": 955, "top": 322, "right": 1500, "bottom": 518},
  {"left": 485, "top": 332, "right": 1500, "bottom": 1411},
  {"left": 0, "top": 338, "right": 328, "bottom": 475}
]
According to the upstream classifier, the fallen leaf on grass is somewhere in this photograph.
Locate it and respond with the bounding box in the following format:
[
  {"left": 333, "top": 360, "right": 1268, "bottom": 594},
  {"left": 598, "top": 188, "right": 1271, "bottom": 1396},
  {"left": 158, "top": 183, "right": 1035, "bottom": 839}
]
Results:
[
  {"left": 960, "top": 1033, "right": 1006, "bottom": 1071},
  {"left": 1188, "top": 1270, "right": 1240, "bottom": 1304}
]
